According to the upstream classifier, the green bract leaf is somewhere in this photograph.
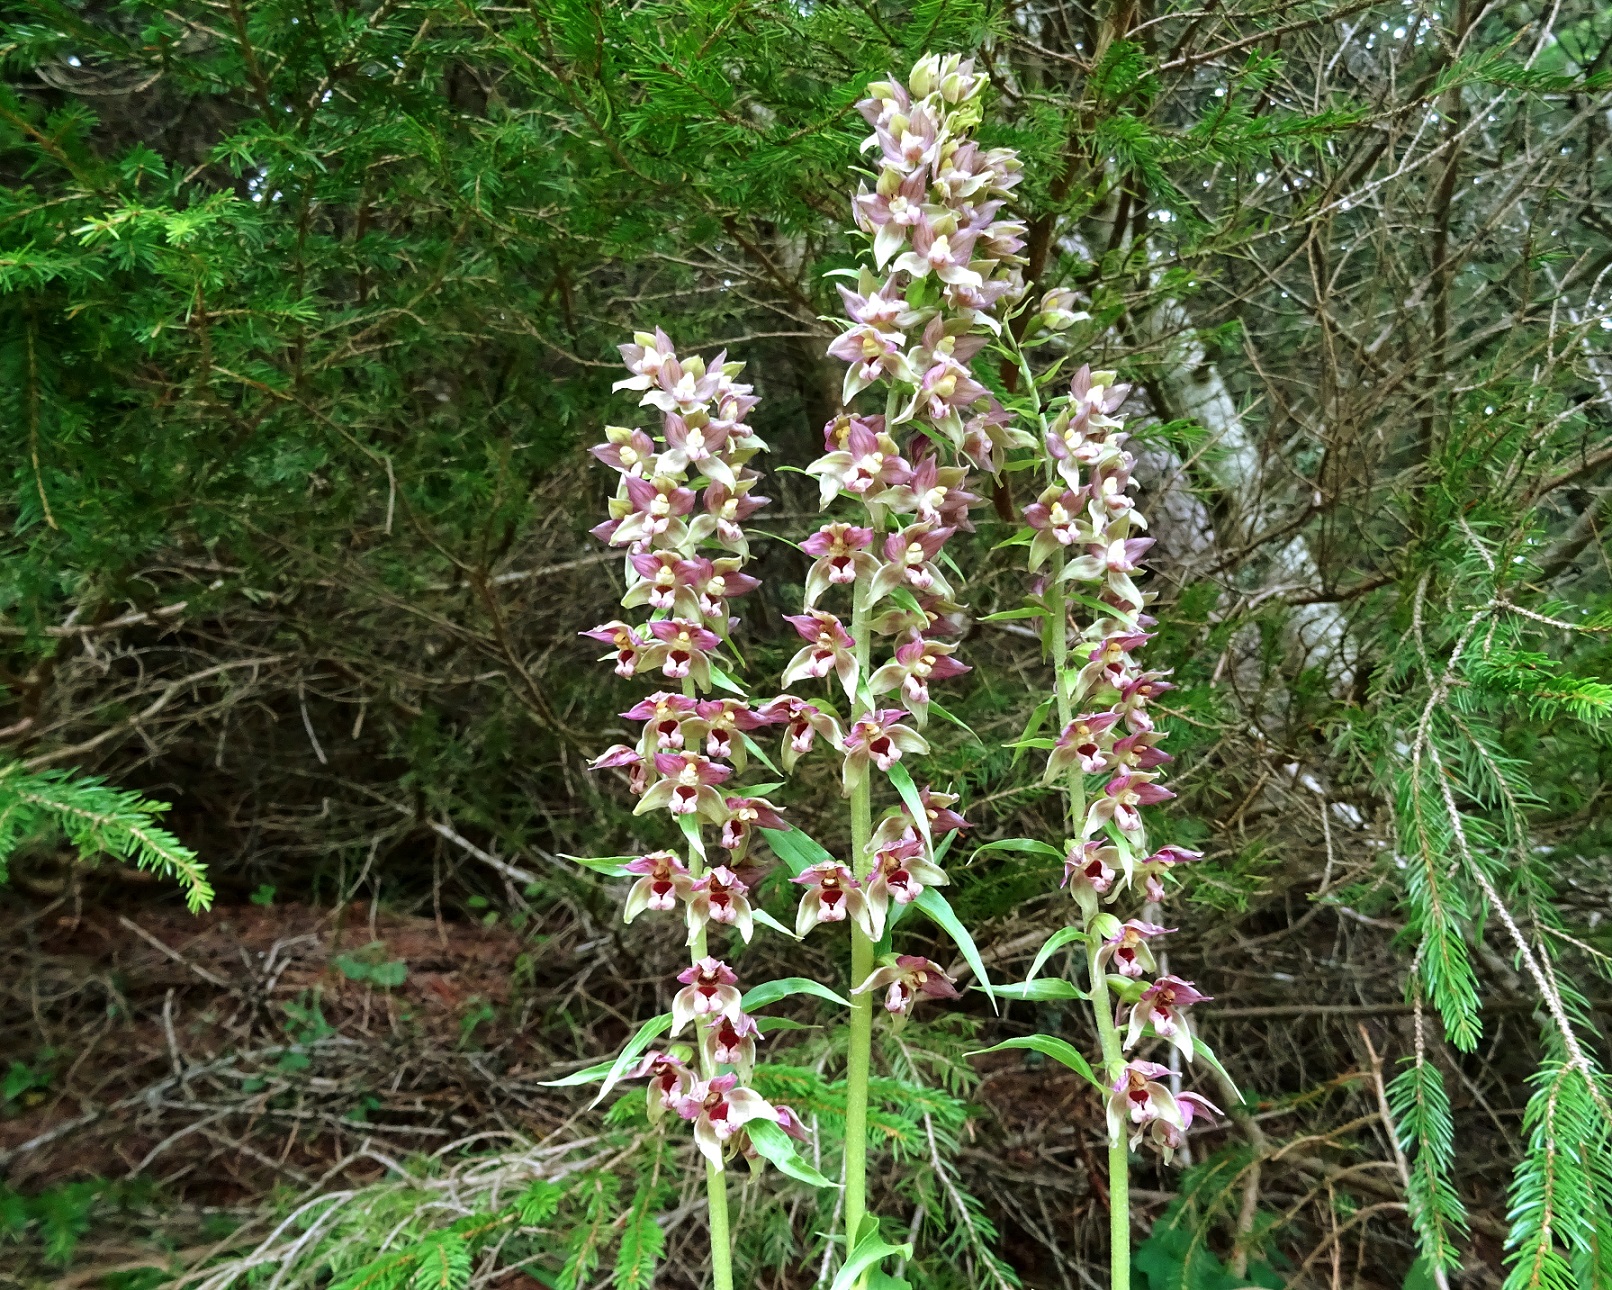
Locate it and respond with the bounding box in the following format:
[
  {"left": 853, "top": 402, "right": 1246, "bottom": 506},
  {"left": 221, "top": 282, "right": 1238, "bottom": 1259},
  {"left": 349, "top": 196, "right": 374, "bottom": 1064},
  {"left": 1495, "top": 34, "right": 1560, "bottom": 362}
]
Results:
[
  {"left": 562, "top": 853, "right": 634, "bottom": 878},
  {"left": 761, "top": 825, "right": 833, "bottom": 877},
  {"left": 914, "top": 888, "right": 994, "bottom": 1008},
  {"left": 747, "top": 1118, "right": 839, "bottom": 1188},
  {"left": 830, "top": 1229, "right": 914, "bottom": 1290},
  {"left": 539, "top": 1012, "right": 671, "bottom": 1096},
  {"left": 926, "top": 700, "right": 982, "bottom": 743},
  {"left": 706, "top": 664, "right": 746, "bottom": 696},
  {"left": 750, "top": 907, "right": 800, "bottom": 940},
  {"left": 1014, "top": 696, "right": 1056, "bottom": 765},
  {"left": 969, "top": 837, "right": 1064, "bottom": 862},
  {"left": 978, "top": 606, "right": 1048, "bottom": 622},
  {"left": 968, "top": 1035, "right": 1104, "bottom": 1090},
  {"left": 992, "top": 979, "right": 1084, "bottom": 1001},
  {"left": 1027, "top": 926, "right": 1089, "bottom": 980},
  {"left": 1192, "top": 1033, "right": 1244, "bottom": 1104},
  {"left": 741, "top": 976, "right": 849, "bottom": 1010},
  {"left": 740, "top": 735, "right": 783, "bottom": 776},
  {"left": 886, "top": 761, "right": 930, "bottom": 847},
  {"left": 678, "top": 814, "right": 706, "bottom": 860}
]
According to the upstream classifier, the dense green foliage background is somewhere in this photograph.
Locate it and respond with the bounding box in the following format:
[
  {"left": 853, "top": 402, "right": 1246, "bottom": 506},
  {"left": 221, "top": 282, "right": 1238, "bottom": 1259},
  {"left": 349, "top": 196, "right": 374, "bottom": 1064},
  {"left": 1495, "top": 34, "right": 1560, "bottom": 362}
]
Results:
[{"left": 2, "top": 1, "right": 1611, "bottom": 1287}]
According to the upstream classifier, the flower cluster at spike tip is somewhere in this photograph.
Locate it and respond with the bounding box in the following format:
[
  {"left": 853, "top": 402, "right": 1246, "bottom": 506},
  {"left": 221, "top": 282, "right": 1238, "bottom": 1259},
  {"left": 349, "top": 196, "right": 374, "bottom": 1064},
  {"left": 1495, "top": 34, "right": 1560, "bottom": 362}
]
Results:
[
  {"left": 773, "top": 52, "right": 1043, "bottom": 1005},
  {"left": 580, "top": 333, "right": 807, "bottom": 1175}
]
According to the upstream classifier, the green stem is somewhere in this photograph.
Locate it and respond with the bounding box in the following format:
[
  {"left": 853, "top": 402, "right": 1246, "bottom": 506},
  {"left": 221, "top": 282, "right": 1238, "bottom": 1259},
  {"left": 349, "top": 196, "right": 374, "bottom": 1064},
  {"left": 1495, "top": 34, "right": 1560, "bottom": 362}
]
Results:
[
  {"left": 1047, "top": 550, "right": 1086, "bottom": 834},
  {"left": 843, "top": 571, "right": 876, "bottom": 1252},
  {"left": 1089, "top": 944, "right": 1130, "bottom": 1289},
  {"left": 705, "top": 1160, "right": 734, "bottom": 1290},
  {"left": 1009, "top": 305, "right": 1128, "bottom": 1286},
  {"left": 681, "top": 679, "right": 734, "bottom": 1290}
]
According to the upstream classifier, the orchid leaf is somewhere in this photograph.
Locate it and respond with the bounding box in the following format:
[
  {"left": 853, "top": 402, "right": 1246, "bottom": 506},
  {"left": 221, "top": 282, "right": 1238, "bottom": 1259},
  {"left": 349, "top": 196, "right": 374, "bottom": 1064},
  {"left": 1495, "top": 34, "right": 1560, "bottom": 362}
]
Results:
[
  {"left": 830, "top": 1229, "right": 913, "bottom": 1290},
  {"left": 992, "top": 979, "right": 1084, "bottom": 1001},
  {"left": 741, "top": 976, "right": 850, "bottom": 1010},
  {"left": 747, "top": 1119, "right": 838, "bottom": 1188},
  {"left": 969, "top": 837, "right": 1063, "bottom": 862},
  {"left": 886, "top": 761, "right": 930, "bottom": 847},
  {"left": 755, "top": 1016, "right": 818, "bottom": 1033},
  {"left": 539, "top": 1011, "right": 671, "bottom": 1092},
  {"left": 740, "top": 734, "right": 783, "bottom": 775},
  {"left": 969, "top": 1036, "right": 1104, "bottom": 1090},
  {"left": 992, "top": 527, "right": 1036, "bottom": 550},
  {"left": 1193, "top": 1033, "right": 1245, "bottom": 1104},
  {"left": 750, "top": 907, "right": 800, "bottom": 940},
  {"left": 1027, "top": 925, "right": 1089, "bottom": 980},
  {"left": 561, "top": 853, "right": 633, "bottom": 878},
  {"left": 707, "top": 663, "right": 746, "bottom": 696},
  {"left": 979, "top": 605, "right": 1047, "bottom": 622},
  {"left": 887, "top": 586, "right": 924, "bottom": 615},
  {"left": 591, "top": 1011, "right": 675, "bottom": 1105},
  {"left": 1015, "top": 698, "right": 1054, "bottom": 765},
  {"left": 926, "top": 700, "right": 982, "bottom": 744},
  {"left": 914, "top": 887, "right": 994, "bottom": 1008},
  {"left": 536, "top": 1056, "right": 615, "bottom": 1088},
  {"left": 678, "top": 813, "right": 705, "bottom": 860},
  {"left": 761, "top": 825, "right": 832, "bottom": 877}
]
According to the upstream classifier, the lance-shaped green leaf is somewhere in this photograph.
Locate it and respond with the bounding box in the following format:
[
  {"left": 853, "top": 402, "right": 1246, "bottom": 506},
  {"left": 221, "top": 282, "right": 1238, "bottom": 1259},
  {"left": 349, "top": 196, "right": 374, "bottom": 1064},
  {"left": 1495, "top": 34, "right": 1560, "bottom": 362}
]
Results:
[
  {"left": 830, "top": 1228, "right": 914, "bottom": 1290},
  {"left": 761, "top": 825, "right": 833, "bottom": 877},
  {"left": 968, "top": 837, "right": 1064, "bottom": 863},
  {"left": 886, "top": 761, "right": 930, "bottom": 848},
  {"left": 1028, "top": 925, "right": 1089, "bottom": 981},
  {"left": 751, "top": 907, "right": 800, "bottom": 940},
  {"left": 926, "top": 700, "right": 983, "bottom": 744},
  {"left": 538, "top": 1012, "right": 672, "bottom": 1098},
  {"left": 1192, "top": 1033, "right": 1244, "bottom": 1105},
  {"left": 740, "top": 734, "right": 783, "bottom": 776},
  {"left": 914, "top": 887, "right": 994, "bottom": 1008},
  {"left": 992, "top": 979, "right": 1085, "bottom": 1001},
  {"left": 678, "top": 813, "right": 706, "bottom": 860},
  {"left": 978, "top": 605, "right": 1048, "bottom": 623},
  {"left": 706, "top": 663, "right": 746, "bottom": 696},
  {"left": 741, "top": 976, "right": 850, "bottom": 1011},
  {"left": 747, "top": 1118, "right": 839, "bottom": 1188},
  {"left": 756, "top": 1016, "right": 818, "bottom": 1034},
  {"left": 560, "top": 853, "right": 634, "bottom": 878},
  {"left": 1012, "top": 695, "right": 1056, "bottom": 766},
  {"left": 969, "top": 1035, "right": 1104, "bottom": 1091}
]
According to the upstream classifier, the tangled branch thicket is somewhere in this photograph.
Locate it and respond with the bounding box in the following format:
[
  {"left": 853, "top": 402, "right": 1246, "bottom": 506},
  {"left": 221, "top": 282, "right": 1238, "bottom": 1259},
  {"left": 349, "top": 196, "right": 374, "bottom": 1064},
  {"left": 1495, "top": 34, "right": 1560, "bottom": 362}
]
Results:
[{"left": 1, "top": 1, "right": 1610, "bottom": 1287}]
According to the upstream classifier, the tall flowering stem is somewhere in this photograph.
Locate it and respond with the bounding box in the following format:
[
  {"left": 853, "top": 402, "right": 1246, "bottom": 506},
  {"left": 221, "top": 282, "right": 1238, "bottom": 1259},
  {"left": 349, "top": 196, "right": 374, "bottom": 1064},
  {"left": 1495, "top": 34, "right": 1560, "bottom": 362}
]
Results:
[
  {"left": 793, "top": 53, "right": 1025, "bottom": 1270},
  {"left": 983, "top": 320, "right": 1227, "bottom": 1285},
  {"left": 574, "top": 333, "right": 823, "bottom": 1290}
]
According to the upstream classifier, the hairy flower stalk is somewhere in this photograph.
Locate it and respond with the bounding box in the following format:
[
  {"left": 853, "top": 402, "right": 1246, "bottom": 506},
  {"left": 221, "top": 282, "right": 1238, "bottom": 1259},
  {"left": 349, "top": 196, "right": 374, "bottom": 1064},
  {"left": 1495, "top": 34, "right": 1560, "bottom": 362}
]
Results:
[
  {"left": 577, "top": 332, "right": 814, "bottom": 1290},
  {"left": 995, "top": 336, "right": 1223, "bottom": 1284},
  {"left": 792, "top": 53, "right": 1026, "bottom": 1275}
]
